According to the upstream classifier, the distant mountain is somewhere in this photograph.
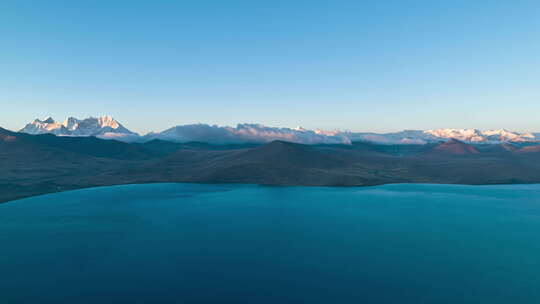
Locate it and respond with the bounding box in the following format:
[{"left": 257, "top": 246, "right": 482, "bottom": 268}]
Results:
[
  {"left": 424, "top": 128, "right": 536, "bottom": 143},
  {"left": 145, "top": 125, "right": 540, "bottom": 145},
  {"left": 16, "top": 117, "right": 540, "bottom": 145},
  {"left": 143, "top": 123, "right": 351, "bottom": 145},
  {"left": 344, "top": 128, "right": 538, "bottom": 144},
  {"left": 19, "top": 116, "right": 139, "bottom": 141},
  {"left": 429, "top": 139, "right": 480, "bottom": 155}
]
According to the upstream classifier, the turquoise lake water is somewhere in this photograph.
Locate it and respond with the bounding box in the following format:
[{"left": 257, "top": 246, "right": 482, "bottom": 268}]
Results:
[{"left": 1, "top": 183, "right": 540, "bottom": 303}]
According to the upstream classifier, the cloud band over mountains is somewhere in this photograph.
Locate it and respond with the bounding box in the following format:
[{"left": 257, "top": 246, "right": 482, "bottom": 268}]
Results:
[
  {"left": 18, "top": 116, "right": 540, "bottom": 145},
  {"left": 144, "top": 124, "right": 540, "bottom": 145},
  {"left": 144, "top": 124, "right": 352, "bottom": 145}
]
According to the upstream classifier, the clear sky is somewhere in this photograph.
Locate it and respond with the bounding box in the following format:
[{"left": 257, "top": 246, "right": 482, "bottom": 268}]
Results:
[{"left": 1, "top": 0, "right": 539, "bottom": 134}]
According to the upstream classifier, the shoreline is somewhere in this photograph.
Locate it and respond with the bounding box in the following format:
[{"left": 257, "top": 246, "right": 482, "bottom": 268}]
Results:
[{"left": 3, "top": 180, "right": 539, "bottom": 205}]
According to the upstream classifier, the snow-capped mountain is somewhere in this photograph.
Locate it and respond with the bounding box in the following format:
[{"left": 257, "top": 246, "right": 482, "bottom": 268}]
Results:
[
  {"left": 20, "top": 116, "right": 139, "bottom": 141},
  {"left": 17, "top": 117, "right": 540, "bottom": 145},
  {"left": 143, "top": 125, "right": 540, "bottom": 145},
  {"left": 20, "top": 117, "right": 67, "bottom": 135},
  {"left": 423, "top": 128, "right": 537, "bottom": 143}
]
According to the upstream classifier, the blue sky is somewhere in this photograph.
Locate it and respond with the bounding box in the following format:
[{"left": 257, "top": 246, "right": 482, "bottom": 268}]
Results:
[{"left": 1, "top": 0, "right": 539, "bottom": 134}]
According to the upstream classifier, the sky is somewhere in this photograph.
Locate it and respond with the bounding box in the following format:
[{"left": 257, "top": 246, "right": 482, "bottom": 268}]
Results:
[{"left": 1, "top": 0, "right": 539, "bottom": 134}]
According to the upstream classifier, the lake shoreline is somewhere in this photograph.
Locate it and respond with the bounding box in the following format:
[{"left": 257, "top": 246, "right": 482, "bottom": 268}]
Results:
[{"left": 4, "top": 180, "right": 539, "bottom": 205}]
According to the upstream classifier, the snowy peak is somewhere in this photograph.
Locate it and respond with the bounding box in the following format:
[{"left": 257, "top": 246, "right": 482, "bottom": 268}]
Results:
[
  {"left": 97, "top": 115, "right": 121, "bottom": 129},
  {"left": 64, "top": 117, "right": 80, "bottom": 131},
  {"left": 17, "top": 117, "right": 540, "bottom": 145},
  {"left": 59, "top": 116, "right": 134, "bottom": 137},
  {"left": 423, "top": 128, "right": 536, "bottom": 143},
  {"left": 22, "top": 117, "right": 67, "bottom": 135},
  {"left": 481, "top": 129, "right": 535, "bottom": 142},
  {"left": 425, "top": 129, "right": 485, "bottom": 142},
  {"left": 42, "top": 117, "right": 55, "bottom": 124},
  {"left": 20, "top": 116, "right": 139, "bottom": 141}
]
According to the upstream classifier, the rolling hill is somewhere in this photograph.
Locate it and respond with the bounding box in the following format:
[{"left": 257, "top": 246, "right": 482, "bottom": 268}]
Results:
[{"left": 3, "top": 128, "right": 540, "bottom": 203}]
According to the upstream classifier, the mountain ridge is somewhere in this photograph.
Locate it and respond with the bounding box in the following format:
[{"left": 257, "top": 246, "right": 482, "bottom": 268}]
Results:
[
  {"left": 15, "top": 117, "right": 540, "bottom": 145},
  {"left": 19, "top": 116, "right": 138, "bottom": 140},
  {"left": 3, "top": 129, "right": 540, "bottom": 203}
]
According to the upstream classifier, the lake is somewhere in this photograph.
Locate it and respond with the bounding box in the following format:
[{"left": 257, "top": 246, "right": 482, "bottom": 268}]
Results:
[{"left": 1, "top": 183, "right": 540, "bottom": 303}]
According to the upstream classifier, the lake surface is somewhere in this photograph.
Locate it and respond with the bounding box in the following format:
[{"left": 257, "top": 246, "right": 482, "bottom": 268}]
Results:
[{"left": 1, "top": 183, "right": 540, "bottom": 303}]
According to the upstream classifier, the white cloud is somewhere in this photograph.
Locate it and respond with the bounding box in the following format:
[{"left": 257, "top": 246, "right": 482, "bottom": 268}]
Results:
[
  {"left": 144, "top": 124, "right": 540, "bottom": 145},
  {"left": 145, "top": 123, "right": 352, "bottom": 145},
  {"left": 19, "top": 116, "right": 540, "bottom": 145}
]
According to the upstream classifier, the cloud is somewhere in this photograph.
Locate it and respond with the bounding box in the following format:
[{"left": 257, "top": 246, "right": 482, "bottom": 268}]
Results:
[
  {"left": 97, "top": 132, "right": 142, "bottom": 142},
  {"left": 145, "top": 123, "right": 352, "bottom": 145},
  {"left": 25, "top": 117, "right": 538, "bottom": 145},
  {"left": 340, "top": 130, "right": 431, "bottom": 145}
]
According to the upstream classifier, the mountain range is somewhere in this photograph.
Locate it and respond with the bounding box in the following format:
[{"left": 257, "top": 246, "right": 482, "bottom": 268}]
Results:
[
  {"left": 3, "top": 123, "right": 540, "bottom": 203},
  {"left": 20, "top": 116, "right": 139, "bottom": 141},
  {"left": 17, "top": 116, "right": 540, "bottom": 145}
]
